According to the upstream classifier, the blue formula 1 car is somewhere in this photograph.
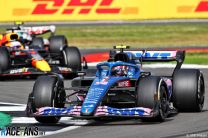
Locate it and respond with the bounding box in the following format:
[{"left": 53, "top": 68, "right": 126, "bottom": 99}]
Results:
[{"left": 26, "top": 46, "right": 205, "bottom": 123}]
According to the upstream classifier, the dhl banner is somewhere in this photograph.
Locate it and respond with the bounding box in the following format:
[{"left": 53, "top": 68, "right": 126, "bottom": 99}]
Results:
[{"left": 1, "top": 0, "right": 208, "bottom": 22}]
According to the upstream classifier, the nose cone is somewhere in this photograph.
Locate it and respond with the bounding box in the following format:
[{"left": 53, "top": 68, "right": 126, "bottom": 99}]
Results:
[
  {"left": 35, "top": 60, "right": 51, "bottom": 72},
  {"left": 81, "top": 103, "right": 96, "bottom": 116}
]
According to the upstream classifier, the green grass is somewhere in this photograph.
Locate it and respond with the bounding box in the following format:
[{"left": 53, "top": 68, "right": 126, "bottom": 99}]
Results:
[
  {"left": 1, "top": 23, "right": 208, "bottom": 64},
  {"left": 57, "top": 23, "right": 208, "bottom": 65},
  {"left": 185, "top": 53, "right": 208, "bottom": 64},
  {"left": 57, "top": 24, "right": 208, "bottom": 48},
  {"left": 2, "top": 23, "right": 208, "bottom": 48}
]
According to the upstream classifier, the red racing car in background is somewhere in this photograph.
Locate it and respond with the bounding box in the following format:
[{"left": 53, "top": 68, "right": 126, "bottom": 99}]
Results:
[{"left": 0, "top": 23, "right": 81, "bottom": 78}]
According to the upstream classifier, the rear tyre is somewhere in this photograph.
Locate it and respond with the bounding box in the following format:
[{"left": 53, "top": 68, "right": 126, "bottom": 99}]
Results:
[
  {"left": 31, "top": 37, "right": 44, "bottom": 49},
  {"left": 173, "top": 69, "right": 205, "bottom": 112},
  {"left": 49, "top": 35, "right": 67, "bottom": 54},
  {"left": 0, "top": 47, "right": 10, "bottom": 73},
  {"left": 32, "top": 76, "right": 65, "bottom": 124},
  {"left": 62, "top": 47, "right": 81, "bottom": 71},
  {"left": 137, "top": 76, "right": 168, "bottom": 122}
]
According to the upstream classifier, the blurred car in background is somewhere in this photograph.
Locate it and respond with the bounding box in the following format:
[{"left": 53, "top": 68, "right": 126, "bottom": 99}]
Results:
[
  {"left": 0, "top": 23, "right": 81, "bottom": 78},
  {"left": 3, "top": 22, "right": 58, "bottom": 49}
]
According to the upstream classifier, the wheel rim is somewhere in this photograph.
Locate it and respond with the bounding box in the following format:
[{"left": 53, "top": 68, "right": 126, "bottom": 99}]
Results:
[
  {"left": 62, "top": 50, "right": 68, "bottom": 66},
  {"left": 53, "top": 81, "right": 65, "bottom": 108},
  {"left": 159, "top": 86, "right": 168, "bottom": 119},
  {"left": 52, "top": 81, "right": 63, "bottom": 122},
  {"left": 197, "top": 74, "right": 204, "bottom": 111}
]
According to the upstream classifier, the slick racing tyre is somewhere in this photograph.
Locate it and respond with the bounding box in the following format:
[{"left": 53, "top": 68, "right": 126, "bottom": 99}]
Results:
[
  {"left": 0, "top": 47, "right": 10, "bottom": 73},
  {"left": 62, "top": 47, "right": 81, "bottom": 71},
  {"left": 31, "top": 37, "right": 44, "bottom": 49},
  {"left": 32, "top": 76, "right": 65, "bottom": 124},
  {"left": 49, "top": 35, "right": 67, "bottom": 54},
  {"left": 173, "top": 69, "right": 205, "bottom": 112},
  {"left": 137, "top": 76, "right": 168, "bottom": 122}
]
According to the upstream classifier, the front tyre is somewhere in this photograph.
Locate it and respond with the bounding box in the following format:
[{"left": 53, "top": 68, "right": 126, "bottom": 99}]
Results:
[
  {"left": 31, "top": 76, "right": 65, "bottom": 124},
  {"left": 0, "top": 47, "right": 10, "bottom": 73},
  {"left": 136, "top": 76, "right": 168, "bottom": 122}
]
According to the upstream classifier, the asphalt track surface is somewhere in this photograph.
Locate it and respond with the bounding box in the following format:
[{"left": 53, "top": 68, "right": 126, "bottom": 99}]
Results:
[
  {"left": 0, "top": 67, "right": 207, "bottom": 138},
  {"left": 1, "top": 20, "right": 208, "bottom": 137}
]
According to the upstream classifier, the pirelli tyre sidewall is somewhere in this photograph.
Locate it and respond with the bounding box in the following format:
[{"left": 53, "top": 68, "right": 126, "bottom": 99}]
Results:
[
  {"left": 32, "top": 76, "right": 65, "bottom": 124},
  {"left": 136, "top": 76, "right": 168, "bottom": 122},
  {"left": 0, "top": 47, "right": 10, "bottom": 73},
  {"left": 173, "top": 69, "right": 205, "bottom": 112},
  {"left": 62, "top": 46, "right": 81, "bottom": 71},
  {"left": 49, "top": 35, "right": 67, "bottom": 54}
]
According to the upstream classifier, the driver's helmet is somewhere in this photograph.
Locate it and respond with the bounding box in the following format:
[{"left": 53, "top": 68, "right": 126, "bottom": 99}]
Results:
[
  {"left": 112, "top": 66, "right": 128, "bottom": 76},
  {"left": 17, "top": 32, "right": 32, "bottom": 45}
]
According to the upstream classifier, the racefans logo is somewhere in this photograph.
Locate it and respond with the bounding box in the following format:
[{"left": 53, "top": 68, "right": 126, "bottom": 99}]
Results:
[{"left": 0, "top": 126, "right": 45, "bottom": 137}]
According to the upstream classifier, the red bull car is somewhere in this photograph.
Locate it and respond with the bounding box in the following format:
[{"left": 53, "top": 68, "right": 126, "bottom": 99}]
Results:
[
  {"left": 26, "top": 46, "right": 205, "bottom": 123},
  {"left": 2, "top": 22, "right": 63, "bottom": 50},
  {"left": 0, "top": 31, "right": 81, "bottom": 78}
]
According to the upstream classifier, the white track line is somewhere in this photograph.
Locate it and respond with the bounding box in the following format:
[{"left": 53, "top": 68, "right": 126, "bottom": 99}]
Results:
[
  {"left": 87, "top": 62, "right": 208, "bottom": 69},
  {"left": 0, "top": 102, "right": 26, "bottom": 106},
  {"left": 11, "top": 117, "right": 90, "bottom": 125},
  {"left": 43, "top": 119, "right": 91, "bottom": 138},
  {"left": 12, "top": 117, "right": 73, "bottom": 124},
  {"left": 11, "top": 117, "right": 91, "bottom": 138},
  {"left": 0, "top": 106, "right": 26, "bottom": 111},
  {"left": 44, "top": 126, "right": 84, "bottom": 138},
  {"left": 0, "top": 102, "right": 26, "bottom": 111},
  {"left": 144, "top": 64, "right": 208, "bottom": 69},
  {"left": 12, "top": 117, "right": 38, "bottom": 124}
]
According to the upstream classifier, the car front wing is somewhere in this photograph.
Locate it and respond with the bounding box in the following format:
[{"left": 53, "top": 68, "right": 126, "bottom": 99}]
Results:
[{"left": 29, "top": 106, "right": 158, "bottom": 118}]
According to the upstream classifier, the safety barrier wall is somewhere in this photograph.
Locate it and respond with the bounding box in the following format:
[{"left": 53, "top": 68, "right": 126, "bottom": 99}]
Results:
[{"left": 1, "top": 0, "right": 208, "bottom": 22}]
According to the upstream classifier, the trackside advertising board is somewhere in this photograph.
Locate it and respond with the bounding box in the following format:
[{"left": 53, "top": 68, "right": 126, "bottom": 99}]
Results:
[{"left": 1, "top": 0, "right": 208, "bottom": 21}]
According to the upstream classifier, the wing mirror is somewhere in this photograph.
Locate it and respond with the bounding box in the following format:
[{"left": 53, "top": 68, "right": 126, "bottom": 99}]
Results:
[
  {"left": 77, "top": 71, "right": 86, "bottom": 79},
  {"left": 82, "top": 57, "right": 88, "bottom": 70}
]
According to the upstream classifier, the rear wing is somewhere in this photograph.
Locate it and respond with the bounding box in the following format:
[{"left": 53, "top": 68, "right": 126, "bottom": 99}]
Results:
[
  {"left": 125, "top": 50, "right": 185, "bottom": 71},
  {"left": 124, "top": 50, "right": 185, "bottom": 62},
  {"left": 110, "top": 46, "right": 185, "bottom": 73},
  {"left": 111, "top": 45, "right": 185, "bottom": 61},
  {"left": 6, "top": 22, "right": 56, "bottom": 36},
  {"left": 20, "top": 25, "right": 56, "bottom": 35}
]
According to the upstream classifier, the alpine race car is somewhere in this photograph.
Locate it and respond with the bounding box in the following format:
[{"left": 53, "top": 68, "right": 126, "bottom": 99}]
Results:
[
  {"left": 26, "top": 46, "right": 205, "bottom": 123},
  {"left": 0, "top": 31, "right": 81, "bottom": 78}
]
